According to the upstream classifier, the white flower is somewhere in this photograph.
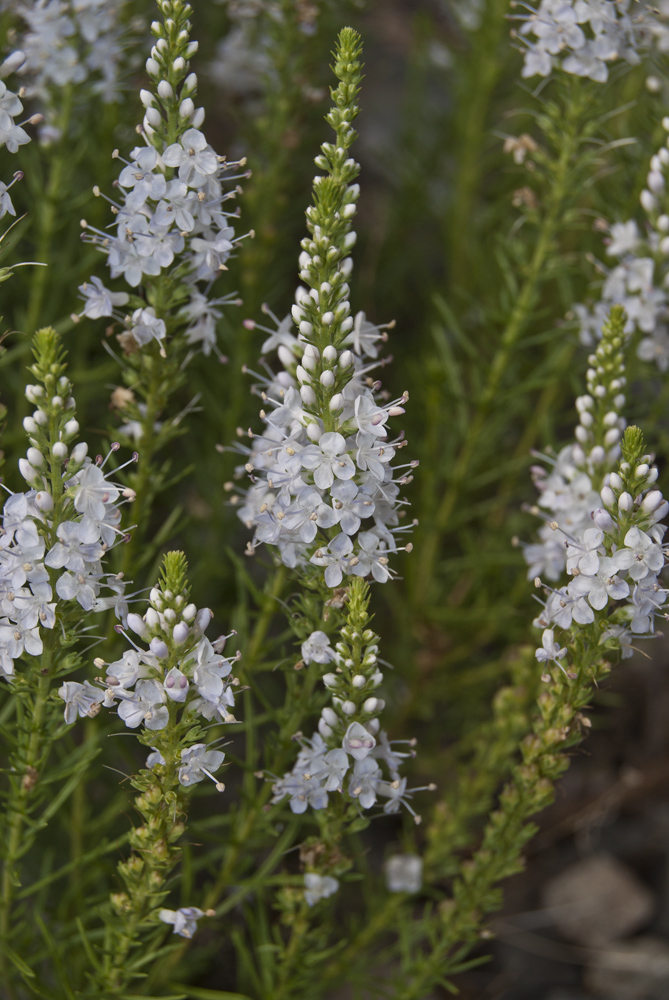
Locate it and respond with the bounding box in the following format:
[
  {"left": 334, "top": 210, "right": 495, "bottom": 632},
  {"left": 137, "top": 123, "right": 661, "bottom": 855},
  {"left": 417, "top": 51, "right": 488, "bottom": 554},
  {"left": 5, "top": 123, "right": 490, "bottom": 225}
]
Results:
[
  {"left": 348, "top": 756, "right": 381, "bottom": 808},
  {"left": 535, "top": 628, "right": 567, "bottom": 664},
  {"left": 385, "top": 854, "right": 423, "bottom": 893},
  {"left": 301, "top": 630, "right": 336, "bottom": 665},
  {"left": 130, "top": 307, "right": 166, "bottom": 346},
  {"left": 78, "top": 276, "right": 129, "bottom": 319},
  {"left": 159, "top": 906, "right": 208, "bottom": 938},
  {"left": 310, "top": 533, "right": 354, "bottom": 587},
  {"left": 304, "top": 873, "right": 339, "bottom": 907},
  {"left": 612, "top": 525, "right": 664, "bottom": 581},
  {"left": 607, "top": 220, "right": 639, "bottom": 257},
  {"left": 178, "top": 743, "right": 225, "bottom": 786},
  {"left": 72, "top": 463, "right": 120, "bottom": 519},
  {"left": 58, "top": 680, "right": 105, "bottom": 724},
  {"left": 342, "top": 721, "right": 376, "bottom": 761},
  {"left": 162, "top": 128, "right": 219, "bottom": 188},
  {"left": 300, "top": 432, "right": 356, "bottom": 490}
]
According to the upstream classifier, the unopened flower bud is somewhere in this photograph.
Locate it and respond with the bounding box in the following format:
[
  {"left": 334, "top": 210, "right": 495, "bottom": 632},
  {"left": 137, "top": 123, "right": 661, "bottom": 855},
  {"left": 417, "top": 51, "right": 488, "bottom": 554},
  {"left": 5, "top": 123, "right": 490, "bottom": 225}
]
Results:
[
  {"left": 150, "top": 637, "right": 169, "bottom": 659},
  {"left": 64, "top": 418, "right": 79, "bottom": 436},
  {"left": 609, "top": 473, "right": 623, "bottom": 491},
  {"left": 173, "top": 622, "right": 189, "bottom": 644},
  {"left": 593, "top": 508, "right": 615, "bottom": 531},
  {"left": 342, "top": 701, "right": 356, "bottom": 715},
  {"left": 71, "top": 442, "right": 88, "bottom": 463},
  {"left": 179, "top": 97, "right": 195, "bottom": 119},
  {"left": 641, "top": 489, "right": 664, "bottom": 513},
  {"left": 320, "top": 370, "right": 335, "bottom": 387},
  {"left": 140, "top": 89, "right": 154, "bottom": 107},
  {"left": 157, "top": 80, "right": 173, "bottom": 100},
  {"left": 35, "top": 491, "right": 53, "bottom": 512},
  {"left": 321, "top": 707, "right": 338, "bottom": 726},
  {"left": 300, "top": 385, "right": 316, "bottom": 405},
  {"left": 52, "top": 441, "right": 68, "bottom": 459},
  {"left": 193, "top": 607, "right": 212, "bottom": 634},
  {"left": 318, "top": 719, "right": 333, "bottom": 738},
  {"left": 323, "top": 345, "right": 337, "bottom": 362},
  {"left": 363, "top": 697, "right": 379, "bottom": 713},
  {"left": 127, "top": 613, "right": 149, "bottom": 639},
  {"left": 329, "top": 393, "right": 344, "bottom": 412},
  {"left": 182, "top": 603, "right": 197, "bottom": 621},
  {"left": 18, "top": 459, "right": 38, "bottom": 483},
  {"left": 352, "top": 674, "right": 366, "bottom": 688},
  {"left": 604, "top": 427, "right": 620, "bottom": 447},
  {"left": 323, "top": 673, "right": 338, "bottom": 688},
  {"left": 618, "top": 491, "right": 633, "bottom": 512},
  {"left": 23, "top": 416, "right": 37, "bottom": 433},
  {"left": 640, "top": 189, "right": 657, "bottom": 212}
]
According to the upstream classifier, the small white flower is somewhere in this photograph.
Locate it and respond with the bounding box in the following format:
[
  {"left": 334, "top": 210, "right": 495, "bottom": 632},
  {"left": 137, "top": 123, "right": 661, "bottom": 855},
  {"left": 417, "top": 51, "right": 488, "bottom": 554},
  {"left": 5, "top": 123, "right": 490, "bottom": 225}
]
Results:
[
  {"left": 385, "top": 854, "right": 423, "bottom": 893},
  {"left": 304, "top": 873, "right": 339, "bottom": 907}
]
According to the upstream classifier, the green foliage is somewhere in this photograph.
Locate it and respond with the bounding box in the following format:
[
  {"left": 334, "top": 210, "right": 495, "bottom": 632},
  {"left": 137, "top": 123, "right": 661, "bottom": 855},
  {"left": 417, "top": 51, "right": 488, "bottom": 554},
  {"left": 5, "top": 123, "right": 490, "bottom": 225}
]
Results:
[{"left": 0, "top": 4, "right": 666, "bottom": 1000}]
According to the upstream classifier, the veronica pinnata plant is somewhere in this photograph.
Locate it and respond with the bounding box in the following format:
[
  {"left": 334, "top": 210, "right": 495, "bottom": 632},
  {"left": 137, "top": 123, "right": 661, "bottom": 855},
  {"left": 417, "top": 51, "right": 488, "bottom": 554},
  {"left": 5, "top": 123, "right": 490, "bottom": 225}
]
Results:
[
  {"left": 272, "top": 577, "right": 430, "bottom": 822},
  {"left": 0, "top": 326, "right": 132, "bottom": 984},
  {"left": 235, "top": 27, "right": 414, "bottom": 587},
  {"left": 77, "top": 0, "right": 249, "bottom": 570},
  {"left": 525, "top": 305, "right": 667, "bottom": 659},
  {"left": 71, "top": 551, "right": 239, "bottom": 992},
  {"left": 511, "top": 0, "right": 656, "bottom": 81},
  {"left": 573, "top": 114, "right": 669, "bottom": 372}
]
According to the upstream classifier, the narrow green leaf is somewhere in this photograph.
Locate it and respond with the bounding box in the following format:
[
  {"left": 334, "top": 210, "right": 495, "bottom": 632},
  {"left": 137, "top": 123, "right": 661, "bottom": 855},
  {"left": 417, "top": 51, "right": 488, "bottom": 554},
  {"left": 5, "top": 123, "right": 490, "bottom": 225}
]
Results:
[
  {"left": 4, "top": 944, "right": 36, "bottom": 978},
  {"left": 172, "top": 987, "right": 253, "bottom": 1000}
]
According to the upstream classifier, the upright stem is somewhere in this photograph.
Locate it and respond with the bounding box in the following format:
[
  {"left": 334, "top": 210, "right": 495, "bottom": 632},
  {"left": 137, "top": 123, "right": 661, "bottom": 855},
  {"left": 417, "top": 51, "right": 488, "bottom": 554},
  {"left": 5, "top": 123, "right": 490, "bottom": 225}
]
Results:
[
  {"left": 0, "top": 633, "right": 56, "bottom": 988},
  {"left": 412, "top": 86, "right": 585, "bottom": 607},
  {"left": 447, "top": 0, "right": 511, "bottom": 292},
  {"left": 24, "top": 89, "right": 73, "bottom": 336}
]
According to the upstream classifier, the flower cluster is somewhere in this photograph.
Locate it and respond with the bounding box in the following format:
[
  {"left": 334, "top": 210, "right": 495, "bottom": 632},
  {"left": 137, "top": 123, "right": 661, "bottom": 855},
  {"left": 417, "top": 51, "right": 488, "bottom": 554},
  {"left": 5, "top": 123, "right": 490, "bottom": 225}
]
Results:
[
  {"left": 77, "top": 1, "right": 246, "bottom": 358},
  {"left": 234, "top": 308, "right": 414, "bottom": 585},
  {"left": 511, "top": 0, "right": 653, "bottom": 81},
  {"left": 61, "top": 566, "right": 241, "bottom": 792},
  {"left": 13, "top": 0, "right": 129, "bottom": 139},
  {"left": 233, "top": 29, "right": 414, "bottom": 587},
  {"left": 573, "top": 117, "right": 669, "bottom": 372},
  {"left": 159, "top": 905, "right": 215, "bottom": 938},
  {"left": 0, "top": 48, "right": 39, "bottom": 219},
  {"left": 271, "top": 582, "right": 430, "bottom": 822},
  {"left": 523, "top": 308, "right": 667, "bottom": 662},
  {"left": 0, "top": 330, "right": 131, "bottom": 683}
]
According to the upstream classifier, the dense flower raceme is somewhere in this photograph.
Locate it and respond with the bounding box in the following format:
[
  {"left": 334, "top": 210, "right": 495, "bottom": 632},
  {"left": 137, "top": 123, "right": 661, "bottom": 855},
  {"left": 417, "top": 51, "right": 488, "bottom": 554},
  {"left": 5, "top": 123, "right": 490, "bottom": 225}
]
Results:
[
  {"left": 60, "top": 581, "right": 241, "bottom": 779},
  {"left": 10, "top": 0, "right": 132, "bottom": 140},
  {"left": 522, "top": 307, "right": 668, "bottom": 661},
  {"left": 232, "top": 307, "right": 415, "bottom": 585},
  {"left": 77, "top": 1, "right": 247, "bottom": 357},
  {"left": 271, "top": 597, "right": 433, "bottom": 823},
  {"left": 0, "top": 344, "right": 132, "bottom": 682},
  {"left": 510, "top": 0, "right": 658, "bottom": 81},
  {"left": 0, "top": 47, "right": 41, "bottom": 219},
  {"left": 573, "top": 116, "right": 669, "bottom": 372}
]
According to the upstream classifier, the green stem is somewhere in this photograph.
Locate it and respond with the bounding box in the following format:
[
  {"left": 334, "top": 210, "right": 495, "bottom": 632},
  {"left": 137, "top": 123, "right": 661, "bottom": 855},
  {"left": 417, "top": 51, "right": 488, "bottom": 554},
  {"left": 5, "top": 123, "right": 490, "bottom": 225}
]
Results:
[
  {"left": 119, "top": 350, "right": 163, "bottom": 579},
  {"left": 447, "top": 0, "right": 511, "bottom": 292},
  {"left": 412, "top": 87, "right": 585, "bottom": 608},
  {"left": 24, "top": 89, "right": 73, "bottom": 336},
  {"left": 0, "top": 633, "right": 57, "bottom": 989}
]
